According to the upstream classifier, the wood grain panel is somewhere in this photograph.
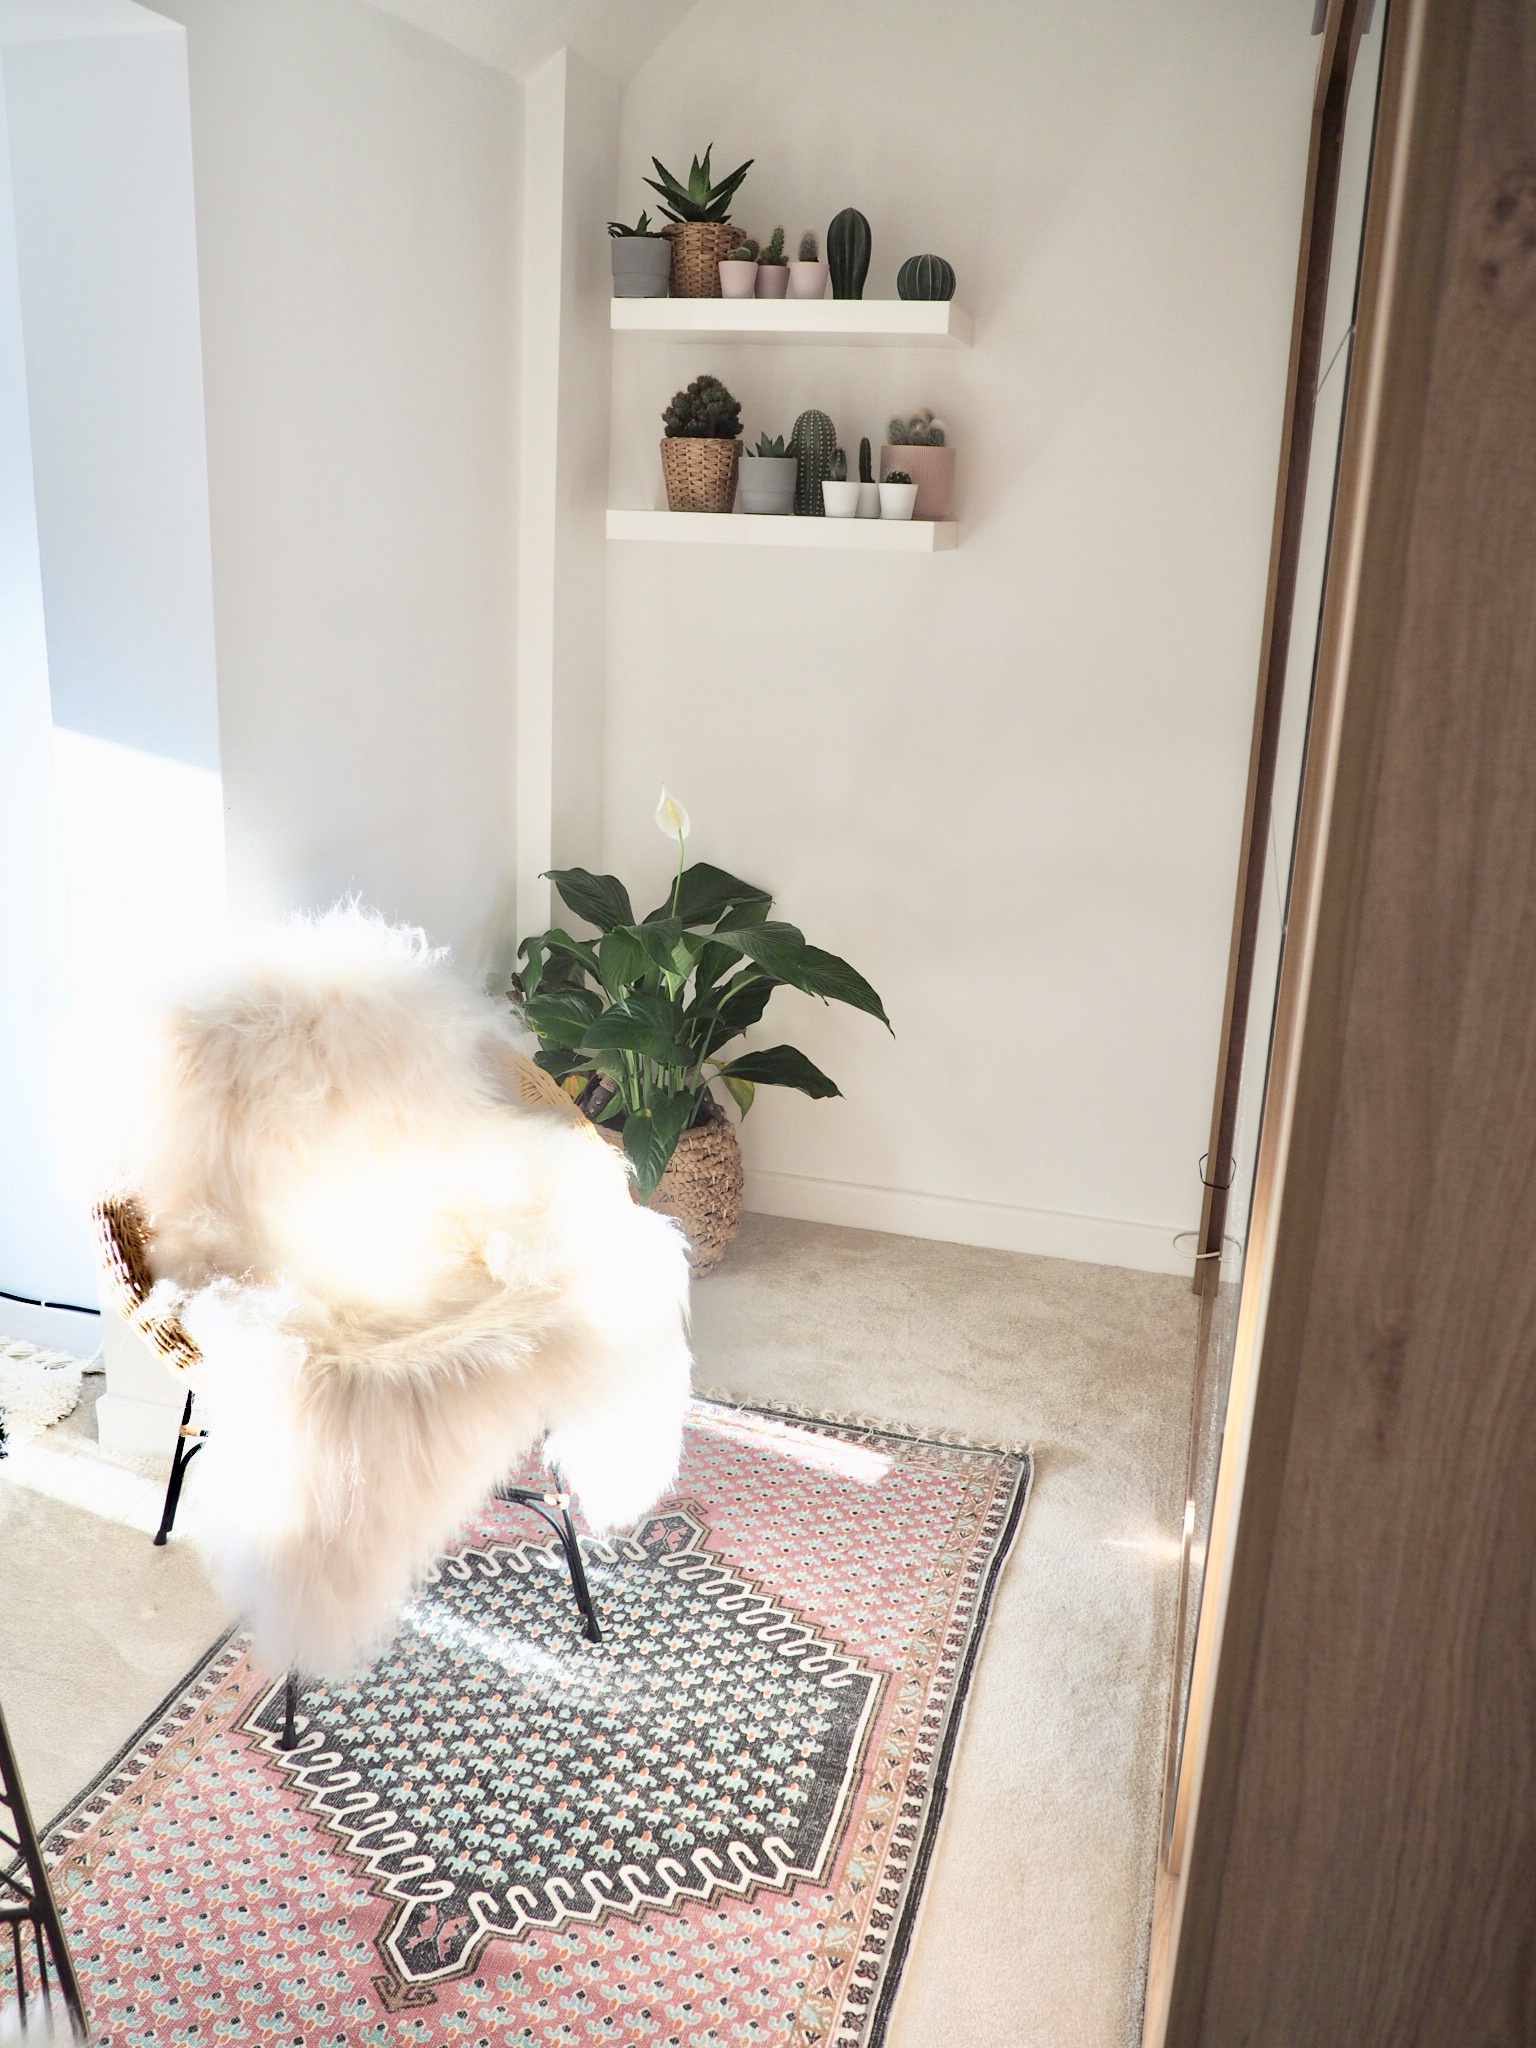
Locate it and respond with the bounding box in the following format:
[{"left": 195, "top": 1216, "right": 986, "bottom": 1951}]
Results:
[{"left": 1182, "top": 0, "right": 1536, "bottom": 2038}]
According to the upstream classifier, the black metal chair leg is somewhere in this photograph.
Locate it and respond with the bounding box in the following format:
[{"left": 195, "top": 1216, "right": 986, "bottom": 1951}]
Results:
[
  {"left": 0, "top": 1697, "right": 88, "bottom": 2039},
  {"left": 491, "top": 1480, "right": 602, "bottom": 1642},
  {"left": 153, "top": 1387, "right": 204, "bottom": 1547},
  {"left": 278, "top": 1672, "right": 299, "bottom": 1752},
  {"left": 556, "top": 1502, "right": 602, "bottom": 1643}
]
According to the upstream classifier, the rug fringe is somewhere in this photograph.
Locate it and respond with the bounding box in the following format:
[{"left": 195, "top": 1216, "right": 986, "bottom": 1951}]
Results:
[{"left": 691, "top": 1384, "right": 1033, "bottom": 1461}]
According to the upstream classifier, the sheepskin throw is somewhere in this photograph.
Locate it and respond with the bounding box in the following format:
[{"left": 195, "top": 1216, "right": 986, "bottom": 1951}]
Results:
[{"left": 110, "top": 910, "right": 692, "bottom": 1678}]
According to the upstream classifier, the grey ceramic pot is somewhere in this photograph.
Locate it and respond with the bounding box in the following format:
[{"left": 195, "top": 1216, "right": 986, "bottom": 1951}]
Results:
[
  {"left": 610, "top": 236, "right": 672, "bottom": 298},
  {"left": 737, "top": 455, "right": 797, "bottom": 515}
]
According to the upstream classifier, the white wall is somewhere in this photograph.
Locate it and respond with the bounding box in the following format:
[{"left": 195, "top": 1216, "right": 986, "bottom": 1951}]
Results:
[
  {"left": 0, "top": 0, "right": 223, "bottom": 1362},
  {"left": 149, "top": 0, "right": 524, "bottom": 977},
  {"left": 604, "top": 0, "right": 1317, "bottom": 1272}
]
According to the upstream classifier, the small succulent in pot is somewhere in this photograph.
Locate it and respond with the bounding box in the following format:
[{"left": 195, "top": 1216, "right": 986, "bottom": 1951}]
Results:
[
  {"left": 856, "top": 435, "right": 880, "bottom": 519},
  {"left": 643, "top": 145, "right": 753, "bottom": 297},
  {"left": 755, "top": 224, "right": 790, "bottom": 298},
  {"left": 738, "top": 428, "right": 796, "bottom": 515},
  {"left": 719, "top": 234, "right": 759, "bottom": 298},
  {"left": 608, "top": 210, "right": 671, "bottom": 298},
  {"left": 789, "top": 225, "right": 828, "bottom": 301},
  {"left": 660, "top": 374, "right": 743, "bottom": 513},
  {"left": 878, "top": 470, "right": 918, "bottom": 520},
  {"left": 881, "top": 410, "right": 954, "bottom": 518},
  {"left": 822, "top": 445, "right": 860, "bottom": 518}
]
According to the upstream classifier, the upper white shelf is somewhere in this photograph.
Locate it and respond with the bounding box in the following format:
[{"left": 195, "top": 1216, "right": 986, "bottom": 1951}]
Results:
[{"left": 610, "top": 298, "right": 972, "bottom": 348}]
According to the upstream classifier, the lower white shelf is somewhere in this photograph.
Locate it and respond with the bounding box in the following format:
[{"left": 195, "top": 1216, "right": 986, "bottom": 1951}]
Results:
[{"left": 606, "top": 509, "right": 959, "bottom": 551}]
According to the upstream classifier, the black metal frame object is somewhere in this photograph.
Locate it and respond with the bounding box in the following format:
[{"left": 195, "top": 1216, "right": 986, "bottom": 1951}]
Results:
[
  {"left": 0, "top": 1698, "right": 87, "bottom": 2039},
  {"left": 150, "top": 1391, "right": 603, "bottom": 1756}
]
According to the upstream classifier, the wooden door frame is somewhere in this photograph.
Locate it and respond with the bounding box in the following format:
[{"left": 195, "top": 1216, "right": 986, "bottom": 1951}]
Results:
[
  {"left": 1143, "top": 0, "right": 1476, "bottom": 2034},
  {"left": 1191, "top": 0, "right": 1370, "bottom": 1292}
]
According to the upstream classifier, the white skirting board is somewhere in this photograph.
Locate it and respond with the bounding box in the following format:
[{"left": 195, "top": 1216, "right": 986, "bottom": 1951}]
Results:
[{"left": 745, "top": 1170, "right": 1196, "bottom": 1278}]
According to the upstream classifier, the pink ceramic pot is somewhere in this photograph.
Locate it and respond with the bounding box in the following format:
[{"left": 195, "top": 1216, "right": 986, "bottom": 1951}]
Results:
[
  {"left": 754, "top": 264, "right": 790, "bottom": 298},
  {"left": 880, "top": 443, "right": 956, "bottom": 520},
  {"left": 788, "top": 259, "right": 828, "bottom": 299},
  {"left": 719, "top": 260, "right": 758, "bottom": 298}
]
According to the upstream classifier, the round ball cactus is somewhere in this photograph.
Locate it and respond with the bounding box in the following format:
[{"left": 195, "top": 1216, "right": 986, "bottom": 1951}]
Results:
[{"left": 897, "top": 253, "right": 957, "bottom": 302}]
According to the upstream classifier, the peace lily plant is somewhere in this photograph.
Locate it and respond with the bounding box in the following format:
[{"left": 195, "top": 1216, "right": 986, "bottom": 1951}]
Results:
[{"left": 515, "top": 791, "right": 890, "bottom": 1198}]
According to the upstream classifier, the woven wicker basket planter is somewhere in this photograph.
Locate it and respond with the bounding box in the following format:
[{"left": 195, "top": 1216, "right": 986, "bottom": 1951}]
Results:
[
  {"left": 600, "top": 1107, "right": 745, "bottom": 1277},
  {"left": 666, "top": 220, "right": 742, "bottom": 297},
  {"left": 661, "top": 435, "right": 740, "bottom": 514}
]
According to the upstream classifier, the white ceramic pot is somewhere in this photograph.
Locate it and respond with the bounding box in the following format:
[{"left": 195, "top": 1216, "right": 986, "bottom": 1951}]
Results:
[
  {"left": 822, "top": 479, "right": 861, "bottom": 518},
  {"left": 787, "top": 259, "right": 828, "bottom": 299},
  {"left": 719, "top": 260, "right": 758, "bottom": 299},
  {"left": 878, "top": 480, "right": 918, "bottom": 520},
  {"left": 755, "top": 264, "right": 790, "bottom": 298},
  {"left": 856, "top": 481, "right": 880, "bottom": 519}
]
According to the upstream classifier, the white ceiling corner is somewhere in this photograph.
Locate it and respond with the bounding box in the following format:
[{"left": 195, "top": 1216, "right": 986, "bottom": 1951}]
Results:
[{"left": 361, "top": 0, "right": 696, "bottom": 84}]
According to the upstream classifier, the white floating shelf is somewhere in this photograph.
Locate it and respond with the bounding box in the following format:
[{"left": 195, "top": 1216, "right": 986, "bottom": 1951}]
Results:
[
  {"left": 606, "top": 510, "right": 959, "bottom": 552},
  {"left": 610, "top": 297, "right": 972, "bottom": 348}
]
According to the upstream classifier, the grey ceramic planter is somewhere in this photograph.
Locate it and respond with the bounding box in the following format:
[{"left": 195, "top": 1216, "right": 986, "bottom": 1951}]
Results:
[
  {"left": 610, "top": 236, "right": 671, "bottom": 298},
  {"left": 737, "top": 455, "right": 797, "bottom": 515}
]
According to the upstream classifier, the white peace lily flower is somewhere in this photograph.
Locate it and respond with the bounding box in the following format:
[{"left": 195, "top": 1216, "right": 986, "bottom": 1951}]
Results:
[{"left": 655, "top": 787, "right": 691, "bottom": 841}]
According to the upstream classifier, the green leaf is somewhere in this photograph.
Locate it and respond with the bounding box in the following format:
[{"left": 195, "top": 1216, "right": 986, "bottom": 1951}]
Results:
[
  {"left": 644, "top": 862, "right": 773, "bottom": 930},
  {"left": 713, "top": 920, "right": 809, "bottom": 980},
  {"left": 533, "top": 1046, "right": 592, "bottom": 1083},
  {"left": 523, "top": 988, "right": 603, "bottom": 1048},
  {"left": 719, "top": 1073, "right": 756, "bottom": 1117},
  {"left": 716, "top": 1045, "right": 841, "bottom": 1098},
  {"left": 598, "top": 926, "right": 651, "bottom": 996},
  {"left": 635, "top": 918, "right": 706, "bottom": 980},
  {"left": 688, "top": 972, "right": 778, "bottom": 1059},
  {"left": 543, "top": 868, "right": 635, "bottom": 933},
  {"left": 794, "top": 945, "right": 891, "bottom": 1029},
  {"left": 692, "top": 938, "right": 746, "bottom": 992},
  {"left": 581, "top": 991, "right": 690, "bottom": 1065},
  {"left": 621, "top": 1092, "right": 696, "bottom": 1199}
]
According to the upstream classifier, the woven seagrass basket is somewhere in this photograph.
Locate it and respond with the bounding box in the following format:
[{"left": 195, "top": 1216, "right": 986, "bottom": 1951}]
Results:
[
  {"left": 661, "top": 435, "right": 740, "bottom": 514},
  {"left": 600, "top": 1104, "right": 745, "bottom": 1277},
  {"left": 666, "top": 220, "right": 742, "bottom": 297}
]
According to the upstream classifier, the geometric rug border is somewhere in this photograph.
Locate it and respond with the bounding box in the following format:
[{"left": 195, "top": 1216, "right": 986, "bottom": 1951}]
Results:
[{"left": 41, "top": 1394, "right": 1036, "bottom": 2047}]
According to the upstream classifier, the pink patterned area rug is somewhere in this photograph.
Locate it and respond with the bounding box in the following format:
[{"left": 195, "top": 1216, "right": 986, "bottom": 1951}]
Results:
[{"left": 40, "top": 1400, "right": 1030, "bottom": 2047}]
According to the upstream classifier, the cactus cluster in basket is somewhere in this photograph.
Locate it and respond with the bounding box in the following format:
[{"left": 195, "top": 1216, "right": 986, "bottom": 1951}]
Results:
[{"left": 515, "top": 791, "right": 889, "bottom": 1199}]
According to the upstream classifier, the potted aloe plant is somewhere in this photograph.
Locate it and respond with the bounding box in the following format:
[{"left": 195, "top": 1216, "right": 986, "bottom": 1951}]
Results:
[
  {"left": 608, "top": 211, "right": 671, "bottom": 298},
  {"left": 754, "top": 225, "right": 789, "bottom": 298},
  {"left": 643, "top": 145, "right": 753, "bottom": 297},
  {"left": 515, "top": 791, "right": 889, "bottom": 1273},
  {"left": 738, "top": 430, "right": 796, "bottom": 514}
]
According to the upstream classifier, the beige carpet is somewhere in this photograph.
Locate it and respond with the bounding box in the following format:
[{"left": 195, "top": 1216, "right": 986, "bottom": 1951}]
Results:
[{"left": 0, "top": 1214, "right": 1194, "bottom": 2047}]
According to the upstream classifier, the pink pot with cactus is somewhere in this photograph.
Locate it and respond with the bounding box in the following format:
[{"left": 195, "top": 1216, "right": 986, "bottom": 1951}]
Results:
[{"left": 884, "top": 442, "right": 958, "bottom": 520}]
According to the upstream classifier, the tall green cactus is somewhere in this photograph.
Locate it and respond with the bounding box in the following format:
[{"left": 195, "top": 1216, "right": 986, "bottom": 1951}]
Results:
[
  {"left": 827, "top": 208, "right": 871, "bottom": 300},
  {"left": 790, "top": 409, "right": 837, "bottom": 515},
  {"left": 859, "top": 437, "right": 873, "bottom": 484}
]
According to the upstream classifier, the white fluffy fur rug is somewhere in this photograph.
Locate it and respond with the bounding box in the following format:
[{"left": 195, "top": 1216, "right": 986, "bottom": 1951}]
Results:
[{"left": 110, "top": 909, "right": 692, "bottom": 1679}]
